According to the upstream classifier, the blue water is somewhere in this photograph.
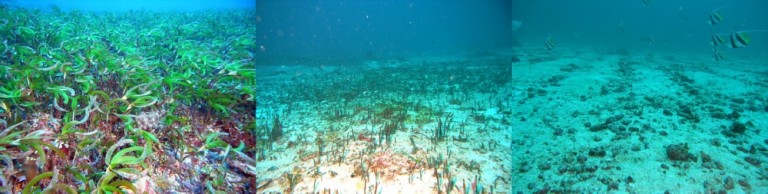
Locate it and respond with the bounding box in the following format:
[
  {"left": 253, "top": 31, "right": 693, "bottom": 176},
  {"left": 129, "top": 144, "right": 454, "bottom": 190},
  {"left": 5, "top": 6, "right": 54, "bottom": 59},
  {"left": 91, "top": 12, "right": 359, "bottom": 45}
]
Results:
[
  {"left": 512, "top": 0, "right": 768, "bottom": 56},
  {"left": 256, "top": 1, "right": 513, "bottom": 62},
  {"left": 257, "top": 0, "right": 768, "bottom": 62}
]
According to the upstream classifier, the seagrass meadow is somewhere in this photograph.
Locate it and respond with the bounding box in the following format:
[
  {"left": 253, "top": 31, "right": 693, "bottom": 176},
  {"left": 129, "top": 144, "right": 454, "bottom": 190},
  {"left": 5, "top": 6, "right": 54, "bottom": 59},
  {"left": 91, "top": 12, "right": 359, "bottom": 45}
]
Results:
[{"left": 0, "top": 5, "right": 256, "bottom": 193}]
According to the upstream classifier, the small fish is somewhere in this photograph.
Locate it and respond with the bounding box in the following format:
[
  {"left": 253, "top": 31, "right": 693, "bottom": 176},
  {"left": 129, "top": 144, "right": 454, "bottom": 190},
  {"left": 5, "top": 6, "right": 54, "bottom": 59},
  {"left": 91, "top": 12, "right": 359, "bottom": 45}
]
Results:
[
  {"left": 642, "top": 0, "right": 651, "bottom": 7},
  {"left": 729, "top": 31, "right": 750, "bottom": 48},
  {"left": 712, "top": 48, "right": 724, "bottom": 61},
  {"left": 710, "top": 34, "right": 727, "bottom": 47},
  {"left": 708, "top": 7, "right": 724, "bottom": 25},
  {"left": 712, "top": 30, "right": 768, "bottom": 48},
  {"left": 544, "top": 37, "right": 556, "bottom": 51}
]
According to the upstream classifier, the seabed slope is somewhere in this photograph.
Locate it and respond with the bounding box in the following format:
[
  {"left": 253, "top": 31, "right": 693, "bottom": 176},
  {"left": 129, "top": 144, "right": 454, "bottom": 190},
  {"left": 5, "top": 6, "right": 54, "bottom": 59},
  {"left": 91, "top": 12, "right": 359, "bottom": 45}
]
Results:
[{"left": 256, "top": 46, "right": 767, "bottom": 193}]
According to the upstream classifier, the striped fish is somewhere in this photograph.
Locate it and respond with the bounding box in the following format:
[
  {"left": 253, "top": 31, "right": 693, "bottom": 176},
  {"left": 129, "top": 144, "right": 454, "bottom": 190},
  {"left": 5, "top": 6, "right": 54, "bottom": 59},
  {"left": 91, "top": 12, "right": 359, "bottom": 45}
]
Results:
[
  {"left": 708, "top": 7, "right": 724, "bottom": 25},
  {"left": 712, "top": 48, "right": 724, "bottom": 61},
  {"left": 545, "top": 37, "right": 556, "bottom": 51},
  {"left": 729, "top": 31, "right": 750, "bottom": 48},
  {"left": 710, "top": 34, "right": 726, "bottom": 47}
]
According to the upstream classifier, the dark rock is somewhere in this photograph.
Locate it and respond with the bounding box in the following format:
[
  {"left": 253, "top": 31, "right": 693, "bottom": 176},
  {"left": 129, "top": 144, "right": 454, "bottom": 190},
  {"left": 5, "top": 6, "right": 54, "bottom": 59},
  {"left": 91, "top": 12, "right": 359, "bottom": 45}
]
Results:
[
  {"left": 744, "top": 156, "right": 761, "bottom": 167},
  {"left": 608, "top": 180, "right": 619, "bottom": 190},
  {"left": 710, "top": 139, "right": 721, "bottom": 146},
  {"left": 589, "top": 147, "right": 607, "bottom": 157},
  {"left": 731, "top": 122, "right": 746, "bottom": 134},
  {"left": 599, "top": 177, "right": 610, "bottom": 184},
  {"left": 713, "top": 161, "right": 724, "bottom": 170},
  {"left": 600, "top": 86, "right": 609, "bottom": 95},
  {"left": 643, "top": 96, "right": 656, "bottom": 104},
  {"left": 584, "top": 165, "right": 598, "bottom": 173},
  {"left": 724, "top": 176, "right": 735, "bottom": 190},
  {"left": 627, "top": 176, "right": 634, "bottom": 183},
  {"left": 710, "top": 109, "right": 726, "bottom": 119},
  {"left": 546, "top": 75, "right": 565, "bottom": 86},
  {"left": 754, "top": 144, "right": 767, "bottom": 152},
  {"left": 659, "top": 131, "right": 668, "bottom": 136},
  {"left": 589, "top": 115, "right": 624, "bottom": 132},
  {"left": 702, "top": 157, "right": 720, "bottom": 169},
  {"left": 520, "top": 117, "right": 527, "bottom": 122},
  {"left": 609, "top": 125, "right": 625, "bottom": 133},
  {"left": 607, "top": 114, "right": 624, "bottom": 123},
  {"left": 535, "top": 185, "right": 550, "bottom": 194},
  {"left": 687, "top": 89, "right": 698, "bottom": 95},
  {"left": 745, "top": 121, "right": 755, "bottom": 128},
  {"left": 737, "top": 179, "right": 751, "bottom": 190},
  {"left": 553, "top": 128, "right": 563, "bottom": 136},
  {"left": 663, "top": 109, "right": 672, "bottom": 116},
  {"left": 666, "top": 143, "right": 694, "bottom": 161},
  {"left": 538, "top": 163, "right": 552, "bottom": 170},
  {"left": 577, "top": 155, "right": 588, "bottom": 163},
  {"left": 660, "top": 164, "right": 669, "bottom": 170},
  {"left": 678, "top": 106, "right": 700, "bottom": 123},
  {"left": 589, "top": 123, "right": 608, "bottom": 132},
  {"left": 621, "top": 120, "right": 631, "bottom": 126},
  {"left": 749, "top": 145, "right": 758, "bottom": 153},
  {"left": 611, "top": 132, "right": 629, "bottom": 141},
  {"left": 701, "top": 152, "right": 711, "bottom": 163}
]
